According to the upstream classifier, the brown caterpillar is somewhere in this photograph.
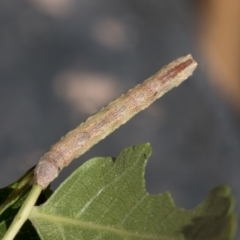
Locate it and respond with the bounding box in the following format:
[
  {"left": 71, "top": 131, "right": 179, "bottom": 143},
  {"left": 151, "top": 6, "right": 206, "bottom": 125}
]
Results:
[{"left": 34, "top": 54, "right": 197, "bottom": 189}]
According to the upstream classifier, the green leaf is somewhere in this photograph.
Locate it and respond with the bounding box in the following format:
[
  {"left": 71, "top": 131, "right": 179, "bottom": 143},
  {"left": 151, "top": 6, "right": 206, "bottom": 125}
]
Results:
[{"left": 29, "top": 143, "right": 237, "bottom": 240}]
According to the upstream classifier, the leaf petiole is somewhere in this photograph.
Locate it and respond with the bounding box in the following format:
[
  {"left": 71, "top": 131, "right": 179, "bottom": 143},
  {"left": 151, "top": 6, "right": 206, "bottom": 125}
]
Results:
[{"left": 2, "top": 184, "right": 42, "bottom": 240}]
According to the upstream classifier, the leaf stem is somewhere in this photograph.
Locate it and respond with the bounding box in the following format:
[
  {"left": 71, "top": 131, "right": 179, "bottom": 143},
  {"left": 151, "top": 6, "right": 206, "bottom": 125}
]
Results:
[{"left": 3, "top": 184, "right": 42, "bottom": 240}]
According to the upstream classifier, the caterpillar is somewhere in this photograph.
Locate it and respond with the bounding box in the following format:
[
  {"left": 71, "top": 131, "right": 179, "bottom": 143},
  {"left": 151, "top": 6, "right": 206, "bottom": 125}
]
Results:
[{"left": 34, "top": 54, "right": 197, "bottom": 189}]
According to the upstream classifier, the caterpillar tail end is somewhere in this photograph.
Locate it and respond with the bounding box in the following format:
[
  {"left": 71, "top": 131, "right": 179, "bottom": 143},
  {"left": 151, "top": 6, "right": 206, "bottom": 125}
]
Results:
[{"left": 33, "top": 160, "right": 59, "bottom": 190}]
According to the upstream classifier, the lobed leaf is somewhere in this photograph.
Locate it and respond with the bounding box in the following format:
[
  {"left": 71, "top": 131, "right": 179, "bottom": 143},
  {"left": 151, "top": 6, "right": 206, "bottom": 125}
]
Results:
[{"left": 29, "top": 144, "right": 237, "bottom": 240}]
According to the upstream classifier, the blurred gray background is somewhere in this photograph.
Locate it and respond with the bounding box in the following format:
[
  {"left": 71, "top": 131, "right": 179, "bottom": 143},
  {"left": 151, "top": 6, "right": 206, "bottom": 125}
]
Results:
[{"left": 0, "top": 0, "right": 239, "bottom": 236}]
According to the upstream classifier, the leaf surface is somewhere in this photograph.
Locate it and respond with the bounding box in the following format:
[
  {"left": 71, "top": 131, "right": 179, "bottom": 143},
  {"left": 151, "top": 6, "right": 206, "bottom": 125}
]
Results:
[{"left": 29, "top": 143, "right": 236, "bottom": 240}]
